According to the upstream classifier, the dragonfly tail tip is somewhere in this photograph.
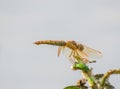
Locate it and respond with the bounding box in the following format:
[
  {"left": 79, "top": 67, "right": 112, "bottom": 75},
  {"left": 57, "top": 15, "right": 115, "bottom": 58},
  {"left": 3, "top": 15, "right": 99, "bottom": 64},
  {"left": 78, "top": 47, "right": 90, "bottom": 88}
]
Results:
[{"left": 33, "top": 41, "right": 40, "bottom": 45}]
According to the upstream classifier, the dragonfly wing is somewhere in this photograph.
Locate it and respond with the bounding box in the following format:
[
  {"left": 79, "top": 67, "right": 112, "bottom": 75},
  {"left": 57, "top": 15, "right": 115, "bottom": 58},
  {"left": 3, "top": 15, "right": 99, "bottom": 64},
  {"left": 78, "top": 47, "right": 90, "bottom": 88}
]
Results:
[
  {"left": 83, "top": 45, "right": 102, "bottom": 59},
  {"left": 58, "top": 46, "right": 62, "bottom": 57},
  {"left": 58, "top": 46, "right": 90, "bottom": 63},
  {"left": 58, "top": 46, "right": 77, "bottom": 63},
  {"left": 76, "top": 50, "right": 89, "bottom": 59}
]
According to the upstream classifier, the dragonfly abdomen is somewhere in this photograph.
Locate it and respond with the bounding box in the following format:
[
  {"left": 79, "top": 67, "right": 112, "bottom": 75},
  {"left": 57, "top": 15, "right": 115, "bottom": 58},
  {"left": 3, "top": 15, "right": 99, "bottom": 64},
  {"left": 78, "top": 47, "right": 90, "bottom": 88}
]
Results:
[{"left": 34, "top": 40, "right": 66, "bottom": 46}]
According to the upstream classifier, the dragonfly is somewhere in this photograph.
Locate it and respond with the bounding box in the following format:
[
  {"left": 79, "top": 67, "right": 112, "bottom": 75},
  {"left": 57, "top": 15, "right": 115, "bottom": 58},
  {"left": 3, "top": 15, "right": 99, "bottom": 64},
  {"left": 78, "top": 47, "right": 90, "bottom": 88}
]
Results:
[{"left": 33, "top": 40, "right": 102, "bottom": 64}]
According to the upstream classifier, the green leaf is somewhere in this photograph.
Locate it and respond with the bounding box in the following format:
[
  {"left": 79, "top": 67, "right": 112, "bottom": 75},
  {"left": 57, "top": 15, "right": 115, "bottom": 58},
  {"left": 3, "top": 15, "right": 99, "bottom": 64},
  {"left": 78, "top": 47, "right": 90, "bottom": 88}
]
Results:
[
  {"left": 64, "top": 86, "right": 80, "bottom": 89},
  {"left": 64, "top": 86, "right": 88, "bottom": 89},
  {"left": 72, "top": 61, "right": 89, "bottom": 71}
]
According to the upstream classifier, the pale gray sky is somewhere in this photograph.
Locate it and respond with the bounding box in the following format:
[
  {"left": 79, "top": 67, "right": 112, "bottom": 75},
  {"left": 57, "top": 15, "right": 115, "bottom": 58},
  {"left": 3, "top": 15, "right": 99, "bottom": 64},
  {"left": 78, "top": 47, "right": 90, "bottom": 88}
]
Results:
[{"left": 0, "top": 0, "right": 120, "bottom": 89}]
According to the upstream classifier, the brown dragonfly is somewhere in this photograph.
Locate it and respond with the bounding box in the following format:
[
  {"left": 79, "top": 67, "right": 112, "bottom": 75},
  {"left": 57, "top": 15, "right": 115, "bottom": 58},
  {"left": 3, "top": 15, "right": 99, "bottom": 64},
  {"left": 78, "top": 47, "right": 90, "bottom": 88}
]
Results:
[{"left": 34, "top": 40, "right": 102, "bottom": 63}]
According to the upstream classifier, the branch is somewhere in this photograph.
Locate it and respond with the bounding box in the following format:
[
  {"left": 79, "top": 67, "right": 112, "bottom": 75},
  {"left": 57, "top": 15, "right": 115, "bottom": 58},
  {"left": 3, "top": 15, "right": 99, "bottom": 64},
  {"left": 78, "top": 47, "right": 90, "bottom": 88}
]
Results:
[
  {"left": 71, "top": 56, "right": 98, "bottom": 89},
  {"left": 64, "top": 79, "right": 88, "bottom": 89},
  {"left": 100, "top": 69, "right": 120, "bottom": 88}
]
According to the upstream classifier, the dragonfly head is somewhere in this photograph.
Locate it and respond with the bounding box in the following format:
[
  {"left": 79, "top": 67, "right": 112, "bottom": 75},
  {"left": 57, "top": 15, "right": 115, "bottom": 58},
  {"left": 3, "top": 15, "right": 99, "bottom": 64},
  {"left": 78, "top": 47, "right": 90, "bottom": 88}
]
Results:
[{"left": 77, "top": 44, "right": 84, "bottom": 51}]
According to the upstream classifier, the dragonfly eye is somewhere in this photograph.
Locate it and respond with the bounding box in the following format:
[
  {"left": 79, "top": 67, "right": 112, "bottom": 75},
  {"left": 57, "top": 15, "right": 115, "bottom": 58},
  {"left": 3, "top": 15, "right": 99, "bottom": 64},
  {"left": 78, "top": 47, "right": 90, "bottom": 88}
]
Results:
[{"left": 77, "top": 44, "right": 84, "bottom": 51}]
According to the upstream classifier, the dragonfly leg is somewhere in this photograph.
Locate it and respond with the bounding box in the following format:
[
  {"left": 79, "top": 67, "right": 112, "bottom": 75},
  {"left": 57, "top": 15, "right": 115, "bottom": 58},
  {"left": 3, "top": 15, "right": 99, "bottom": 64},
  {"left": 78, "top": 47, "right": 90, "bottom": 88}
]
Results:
[
  {"left": 68, "top": 51, "right": 77, "bottom": 64},
  {"left": 75, "top": 51, "right": 90, "bottom": 63}
]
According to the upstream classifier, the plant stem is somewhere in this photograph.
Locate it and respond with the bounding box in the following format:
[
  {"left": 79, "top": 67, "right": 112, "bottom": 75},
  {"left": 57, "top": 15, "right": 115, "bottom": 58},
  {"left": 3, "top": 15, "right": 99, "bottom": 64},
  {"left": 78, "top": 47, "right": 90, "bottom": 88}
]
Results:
[{"left": 100, "top": 69, "right": 120, "bottom": 89}]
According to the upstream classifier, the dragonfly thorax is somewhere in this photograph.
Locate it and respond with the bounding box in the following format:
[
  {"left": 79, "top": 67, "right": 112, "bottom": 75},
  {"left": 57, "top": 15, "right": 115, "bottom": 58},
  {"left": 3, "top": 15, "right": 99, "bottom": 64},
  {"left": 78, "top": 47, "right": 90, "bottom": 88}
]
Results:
[
  {"left": 66, "top": 41, "right": 78, "bottom": 50},
  {"left": 65, "top": 41, "right": 84, "bottom": 52}
]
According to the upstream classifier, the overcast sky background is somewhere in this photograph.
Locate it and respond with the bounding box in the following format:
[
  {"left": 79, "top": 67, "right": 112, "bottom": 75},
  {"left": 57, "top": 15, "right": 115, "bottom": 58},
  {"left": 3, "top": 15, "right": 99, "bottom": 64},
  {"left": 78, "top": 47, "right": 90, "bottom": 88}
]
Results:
[{"left": 0, "top": 0, "right": 120, "bottom": 89}]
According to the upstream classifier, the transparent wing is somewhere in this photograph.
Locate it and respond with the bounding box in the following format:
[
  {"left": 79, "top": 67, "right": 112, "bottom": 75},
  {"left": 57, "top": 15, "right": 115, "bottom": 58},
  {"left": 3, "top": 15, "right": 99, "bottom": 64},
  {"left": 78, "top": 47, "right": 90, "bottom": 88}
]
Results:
[
  {"left": 57, "top": 46, "right": 90, "bottom": 63},
  {"left": 82, "top": 45, "right": 102, "bottom": 59},
  {"left": 58, "top": 46, "right": 77, "bottom": 63},
  {"left": 76, "top": 49, "right": 89, "bottom": 59}
]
